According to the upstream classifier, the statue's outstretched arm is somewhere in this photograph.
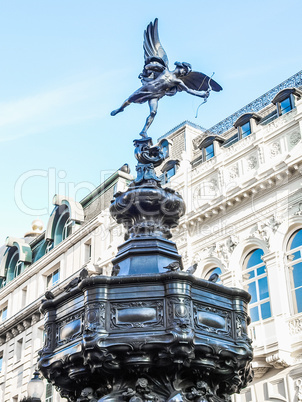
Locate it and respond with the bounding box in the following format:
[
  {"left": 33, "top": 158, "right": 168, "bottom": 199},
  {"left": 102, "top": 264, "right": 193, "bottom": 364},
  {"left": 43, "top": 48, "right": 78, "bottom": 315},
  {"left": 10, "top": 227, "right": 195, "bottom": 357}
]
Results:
[{"left": 178, "top": 81, "right": 210, "bottom": 99}]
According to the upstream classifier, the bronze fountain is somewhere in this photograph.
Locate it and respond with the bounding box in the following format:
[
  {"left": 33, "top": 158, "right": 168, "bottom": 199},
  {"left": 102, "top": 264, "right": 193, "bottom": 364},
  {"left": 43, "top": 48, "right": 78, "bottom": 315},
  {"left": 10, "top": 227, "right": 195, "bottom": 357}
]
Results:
[{"left": 38, "top": 19, "right": 252, "bottom": 402}]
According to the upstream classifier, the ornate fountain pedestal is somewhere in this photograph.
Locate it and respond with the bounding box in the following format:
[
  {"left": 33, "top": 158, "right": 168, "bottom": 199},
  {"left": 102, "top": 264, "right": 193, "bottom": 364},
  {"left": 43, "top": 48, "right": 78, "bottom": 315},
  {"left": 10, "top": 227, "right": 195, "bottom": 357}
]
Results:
[
  {"left": 38, "top": 137, "right": 253, "bottom": 401},
  {"left": 39, "top": 271, "right": 252, "bottom": 401}
]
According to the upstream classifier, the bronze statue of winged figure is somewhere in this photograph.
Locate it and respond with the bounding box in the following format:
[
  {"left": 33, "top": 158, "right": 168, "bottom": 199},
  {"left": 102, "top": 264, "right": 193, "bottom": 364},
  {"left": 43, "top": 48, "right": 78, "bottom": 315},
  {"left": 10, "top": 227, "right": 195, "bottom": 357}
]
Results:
[{"left": 111, "top": 18, "right": 222, "bottom": 138}]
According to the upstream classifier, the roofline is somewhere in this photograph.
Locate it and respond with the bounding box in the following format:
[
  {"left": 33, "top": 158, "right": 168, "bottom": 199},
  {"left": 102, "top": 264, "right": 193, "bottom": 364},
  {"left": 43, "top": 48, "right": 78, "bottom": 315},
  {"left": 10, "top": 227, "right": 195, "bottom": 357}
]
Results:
[
  {"left": 207, "top": 70, "right": 302, "bottom": 135},
  {"left": 157, "top": 120, "right": 206, "bottom": 141}
]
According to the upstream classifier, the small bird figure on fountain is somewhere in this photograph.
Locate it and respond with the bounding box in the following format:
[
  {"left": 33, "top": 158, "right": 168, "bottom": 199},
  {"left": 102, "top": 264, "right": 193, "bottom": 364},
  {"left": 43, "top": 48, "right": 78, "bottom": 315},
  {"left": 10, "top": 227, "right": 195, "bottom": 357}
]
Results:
[{"left": 111, "top": 18, "right": 222, "bottom": 138}]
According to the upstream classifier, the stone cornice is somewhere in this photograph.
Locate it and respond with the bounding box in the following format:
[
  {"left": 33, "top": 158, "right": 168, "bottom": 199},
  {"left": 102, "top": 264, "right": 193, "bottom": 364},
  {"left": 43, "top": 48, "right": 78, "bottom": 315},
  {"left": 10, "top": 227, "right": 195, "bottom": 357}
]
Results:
[{"left": 182, "top": 164, "right": 300, "bottom": 229}]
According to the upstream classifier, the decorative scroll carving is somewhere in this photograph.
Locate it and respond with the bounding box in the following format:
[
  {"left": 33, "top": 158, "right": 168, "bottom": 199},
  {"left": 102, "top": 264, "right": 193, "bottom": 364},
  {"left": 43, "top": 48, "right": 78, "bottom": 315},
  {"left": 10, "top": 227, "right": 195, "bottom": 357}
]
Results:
[
  {"left": 296, "top": 378, "right": 302, "bottom": 402},
  {"left": 193, "top": 303, "right": 231, "bottom": 337},
  {"left": 253, "top": 366, "right": 269, "bottom": 378},
  {"left": 266, "top": 352, "right": 291, "bottom": 369},
  {"left": 289, "top": 317, "right": 302, "bottom": 335},
  {"left": 266, "top": 111, "right": 293, "bottom": 133},
  {"left": 227, "top": 164, "right": 239, "bottom": 180},
  {"left": 264, "top": 214, "right": 282, "bottom": 234},
  {"left": 185, "top": 380, "right": 214, "bottom": 401},
  {"left": 235, "top": 313, "right": 249, "bottom": 340},
  {"left": 167, "top": 296, "right": 192, "bottom": 330},
  {"left": 226, "top": 235, "right": 239, "bottom": 253},
  {"left": 290, "top": 131, "right": 301, "bottom": 147},
  {"left": 110, "top": 301, "right": 164, "bottom": 329},
  {"left": 246, "top": 155, "right": 258, "bottom": 171},
  {"left": 56, "top": 312, "right": 84, "bottom": 346},
  {"left": 85, "top": 303, "right": 106, "bottom": 332},
  {"left": 270, "top": 142, "right": 281, "bottom": 158},
  {"left": 250, "top": 223, "right": 270, "bottom": 248},
  {"left": 224, "top": 134, "right": 254, "bottom": 156}
]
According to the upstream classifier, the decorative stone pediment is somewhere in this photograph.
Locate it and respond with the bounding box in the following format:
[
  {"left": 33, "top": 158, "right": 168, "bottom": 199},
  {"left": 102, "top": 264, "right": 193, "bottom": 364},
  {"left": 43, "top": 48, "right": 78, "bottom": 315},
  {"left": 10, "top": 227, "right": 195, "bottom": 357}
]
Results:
[{"left": 266, "top": 351, "right": 292, "bottom": 369}]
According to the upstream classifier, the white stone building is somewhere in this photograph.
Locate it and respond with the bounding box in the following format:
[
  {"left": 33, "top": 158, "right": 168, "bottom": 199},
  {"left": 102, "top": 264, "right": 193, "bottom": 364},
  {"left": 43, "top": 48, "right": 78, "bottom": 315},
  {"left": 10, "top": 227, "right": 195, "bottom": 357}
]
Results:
[{"left": 1, "top": 70, "right": 302, "bottom": 401}]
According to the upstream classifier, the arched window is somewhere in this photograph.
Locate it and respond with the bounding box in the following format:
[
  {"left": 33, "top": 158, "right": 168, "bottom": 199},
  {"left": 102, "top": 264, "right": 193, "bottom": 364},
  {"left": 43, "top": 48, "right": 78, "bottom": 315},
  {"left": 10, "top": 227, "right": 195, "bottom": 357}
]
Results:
[
  {"left": 6, "top": 248, "right": 19, "bottom": 282},
  {"left": 45, "top": 195, "right": 85, "bottom": 249},
  {"left": 288, "top": 229, "right": 302, "bottom": 313},
  {"left": 160, "top": 139, "right": 169, "bottom": 159},
  {"left": 243, "top": 249, "right": 271, "bottom": 322},
  {"left": 205, "top": 267, "right": 222, "bottom": 283},
  {"left": 53, "top": 206, "right": 71, "bottom": 245}
]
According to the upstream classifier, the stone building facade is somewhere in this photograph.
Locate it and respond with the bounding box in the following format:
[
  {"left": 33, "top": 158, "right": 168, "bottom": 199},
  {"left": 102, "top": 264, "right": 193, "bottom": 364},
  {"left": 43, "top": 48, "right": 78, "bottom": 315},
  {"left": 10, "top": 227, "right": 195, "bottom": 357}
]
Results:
[{"left": 1, "top": 70, "right": 302, "bottom": 401}]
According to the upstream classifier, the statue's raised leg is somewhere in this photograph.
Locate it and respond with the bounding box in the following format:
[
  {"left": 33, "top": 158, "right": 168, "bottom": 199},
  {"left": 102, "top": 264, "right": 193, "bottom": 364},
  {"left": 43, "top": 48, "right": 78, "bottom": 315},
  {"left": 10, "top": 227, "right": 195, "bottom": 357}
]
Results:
[
  {"left": 140, "top": 98, "right": 158, "bottom": 137},
  {"left": 111, "top": 100, "right": 131, "bottom": 116}
]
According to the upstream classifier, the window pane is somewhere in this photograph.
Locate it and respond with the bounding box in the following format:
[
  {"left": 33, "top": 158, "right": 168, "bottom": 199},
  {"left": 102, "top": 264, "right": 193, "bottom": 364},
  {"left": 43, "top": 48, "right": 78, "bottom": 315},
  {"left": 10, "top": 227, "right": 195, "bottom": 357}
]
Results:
[
  {"left": 250, "top": 306, "right": 259, "bottom": 322},
  {"left": 290, "top": 229, "right": 302, "bottom": 250},
  {"left": 260, "top": 301, "right": 271, "bottom": 319},
  {"left": 0, "top": 356, "right": 2, "bottom": 372},
  {"left": 161, "top": 140, "right": 169, "bottom": 158},
  {"left": 247, "top": 270, "right": 255, "bottom": 279},
  {"left": 293, "top": 262, "right": 302, "bottom": 289},
  {"left": 248, "top": 282, "right": 257, "bottom": 304},
  {"left": 2, "top": 307, "right": 7, "bottom": 321},
  {"left": 246, "top": 249, "right": 264, "bottom": 268},
  {"left": 166, "top": 167, "right": 176, "bottom": 180},
  {"left": 241, "top": 121, "right": 251, "bottom": 138},
  {"left": 52, "top": 270, "right": 60, "bottom": 285},
  {"left": 280, "top": 97, "right": 292, "bottom": 115},
  {"left": 205, "top": 144, "right": 214, "bottom": 160},
  {"left": 257, "top": 266, "right": 266, "bottom": 276},
  {"left": 292, "top": 250, "right": 301, "bottom": 261},
  {"left": 295, "top": 287, "right": 302, "bottom": 313},
  {"left": 258, "top": 277, "right": 269, "bottom": 300}
]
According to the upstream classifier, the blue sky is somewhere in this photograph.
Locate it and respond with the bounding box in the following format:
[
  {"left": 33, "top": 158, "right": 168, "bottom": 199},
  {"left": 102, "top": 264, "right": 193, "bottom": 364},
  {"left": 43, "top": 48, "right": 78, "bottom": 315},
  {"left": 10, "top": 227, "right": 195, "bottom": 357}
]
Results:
[{"left": 0, "top": 0, "right": 302, "bottom": 244}]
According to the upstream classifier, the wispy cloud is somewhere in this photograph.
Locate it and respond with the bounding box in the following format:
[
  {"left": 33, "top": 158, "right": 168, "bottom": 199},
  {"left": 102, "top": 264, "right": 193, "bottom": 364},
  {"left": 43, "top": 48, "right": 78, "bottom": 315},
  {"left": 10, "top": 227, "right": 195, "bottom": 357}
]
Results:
[{"left": 0, "top": 69, "right": 128, "bottom": 142}]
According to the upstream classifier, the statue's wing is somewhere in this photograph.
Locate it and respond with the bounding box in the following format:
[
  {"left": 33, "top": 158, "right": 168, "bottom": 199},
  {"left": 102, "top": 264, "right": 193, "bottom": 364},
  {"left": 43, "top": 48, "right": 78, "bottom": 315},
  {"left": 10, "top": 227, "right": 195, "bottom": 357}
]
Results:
[
  {"left": 180, "top": 71, "right": 223, "bottom": 92},
  {"left": 143, "top": 18, "right": 169, "bottom": 67}
]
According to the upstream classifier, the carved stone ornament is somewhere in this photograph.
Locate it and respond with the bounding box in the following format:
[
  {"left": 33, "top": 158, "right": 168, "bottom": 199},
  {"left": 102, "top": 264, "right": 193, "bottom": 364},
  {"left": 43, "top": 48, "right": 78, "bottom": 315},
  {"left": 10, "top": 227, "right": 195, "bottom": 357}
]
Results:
[
  {"left": 226, "top": 235, "right": 239, "bottom": 253},
  {"left": 270, "top": 142, "right": 281, "bottom": 158},
  {"left": 296, "top": 378, "right": 302, "bottom": 402},
  {"left": 266, "top": 352, "right": 291, "bottom": 369},
  {"left": 289, "top": 317, "right": 302, "bottom": 335},
  {"left": 227, "top": 164, "right": 239, "bottom": 180},
  {"left": 246, "top": 155, "right": 258, "bottom": 171},
  {"left": 250, "top": 223, "right": 270, "bottom": 249},
  {"left": 290, "top": 131, "right": 301, "bottom": 147}
]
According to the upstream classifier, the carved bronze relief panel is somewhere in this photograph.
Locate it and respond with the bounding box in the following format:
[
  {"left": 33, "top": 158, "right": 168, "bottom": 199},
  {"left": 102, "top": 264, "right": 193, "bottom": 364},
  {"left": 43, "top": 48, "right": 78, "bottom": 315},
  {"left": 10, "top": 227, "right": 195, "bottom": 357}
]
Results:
[{"left": 110, "top": 300, "right": 164, "bottom": 330}]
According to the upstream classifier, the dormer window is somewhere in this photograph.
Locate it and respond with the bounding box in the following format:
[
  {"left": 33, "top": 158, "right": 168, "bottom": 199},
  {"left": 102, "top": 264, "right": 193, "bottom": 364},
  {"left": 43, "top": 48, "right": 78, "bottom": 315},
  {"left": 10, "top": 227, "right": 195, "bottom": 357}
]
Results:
[
  {"left": 234, "top": 113, "right": 261, "bottom": 140},
  {"left": 204, "top": 143, "right": 214, "bottom": 160},
  {"left": 161, "top": 160, "right": 179, "bottom": 184},
  {"left": 197, "top": 135, "right": 225, "bottom": 164},
  {"left": 159, "top": 139, "right": 170, "bottom": 159},
  {"left": 272, "top": 87, "right": 302, "bottom": 117},
  {"left": 279, "top": 97, "right": 292, "bottom": 115},
  {"left": 240, "top": 121, "right": 251, "bottom": 138}
]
